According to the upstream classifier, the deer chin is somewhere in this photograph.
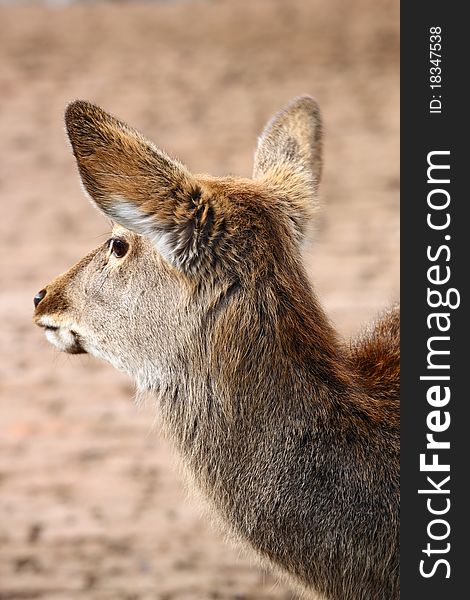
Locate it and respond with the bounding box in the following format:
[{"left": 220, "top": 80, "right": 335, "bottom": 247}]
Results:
[{"left": 36, "top": 316, "right": 87, "bottom": 355}]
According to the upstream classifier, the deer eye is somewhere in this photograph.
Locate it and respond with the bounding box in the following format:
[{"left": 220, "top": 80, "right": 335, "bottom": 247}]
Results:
[{"left": 108, "top": 238, "right": 129, "bottom": 258}]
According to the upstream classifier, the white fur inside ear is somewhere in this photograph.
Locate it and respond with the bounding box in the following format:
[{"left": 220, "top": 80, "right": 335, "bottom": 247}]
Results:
[{"left": 110, "top": 199, "right": 176, "bottom": 265}]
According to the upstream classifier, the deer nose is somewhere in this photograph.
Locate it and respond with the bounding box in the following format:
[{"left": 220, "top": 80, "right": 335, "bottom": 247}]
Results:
[{"left": 34, "top": 289, "right": 47, "bottom": 308}]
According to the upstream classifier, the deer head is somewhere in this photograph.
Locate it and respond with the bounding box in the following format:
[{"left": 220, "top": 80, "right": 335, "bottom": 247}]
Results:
[{"left": 34, "top": 96, "right": 323, "bottom": 391}]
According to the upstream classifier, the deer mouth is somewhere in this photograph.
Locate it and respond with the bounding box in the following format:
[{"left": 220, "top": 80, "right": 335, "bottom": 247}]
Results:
[{"left": 35, "top": 317, "right": 87, "bottom": 355}]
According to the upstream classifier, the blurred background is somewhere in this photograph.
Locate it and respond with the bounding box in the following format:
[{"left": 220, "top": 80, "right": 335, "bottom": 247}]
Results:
[{"left": 0, "top": 0, "right": 399, "bottom": 598}]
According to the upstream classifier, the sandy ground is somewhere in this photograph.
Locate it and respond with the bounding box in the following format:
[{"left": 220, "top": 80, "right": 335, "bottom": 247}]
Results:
[{"left": 0, "top": 1, "right": 399, "bottom": 598}]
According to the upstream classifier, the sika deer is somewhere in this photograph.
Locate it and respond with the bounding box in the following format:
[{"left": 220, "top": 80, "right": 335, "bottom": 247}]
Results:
[{"left": 34, "top": 97, "right": 399, "bottom": 600}]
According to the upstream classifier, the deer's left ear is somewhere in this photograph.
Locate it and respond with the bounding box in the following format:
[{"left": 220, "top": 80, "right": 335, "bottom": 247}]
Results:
[
  {"left": 65, "top": 100, "right": 210, "bottom": 272},
  {"left": 253, "top": 96, "right": 323, "bottom": 237}
]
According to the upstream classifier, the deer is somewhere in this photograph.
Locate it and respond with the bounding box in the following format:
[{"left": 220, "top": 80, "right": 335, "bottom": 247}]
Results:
[{"left": 33, "top": 96, "right": 399, "bottom": 600}]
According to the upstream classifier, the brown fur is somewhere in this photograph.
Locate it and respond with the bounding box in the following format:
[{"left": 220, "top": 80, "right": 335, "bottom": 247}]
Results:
[{"left": 34, "top": 97, "right": 399, "bottom": 600}]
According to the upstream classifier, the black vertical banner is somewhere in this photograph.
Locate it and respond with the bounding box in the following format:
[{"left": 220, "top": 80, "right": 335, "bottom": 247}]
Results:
[{"left": 401, "top": 3, "right": 468, "bottom": 598}]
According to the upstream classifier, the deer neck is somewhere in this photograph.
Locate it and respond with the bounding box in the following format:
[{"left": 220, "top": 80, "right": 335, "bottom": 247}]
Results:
[
  {"left": 153, "top": 277, "right": 385, "bottom": 592},
  {"left": 157, "top": 274, "right": 366, "bottom": 487}
]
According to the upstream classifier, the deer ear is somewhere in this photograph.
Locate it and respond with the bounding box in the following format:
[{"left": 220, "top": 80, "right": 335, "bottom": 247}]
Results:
[
  {"left": 253, "top": 96, "right": 323, "bottom": 237},
  {"left": 65, "top": 100, "right": 207, "bottom": 270}
]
